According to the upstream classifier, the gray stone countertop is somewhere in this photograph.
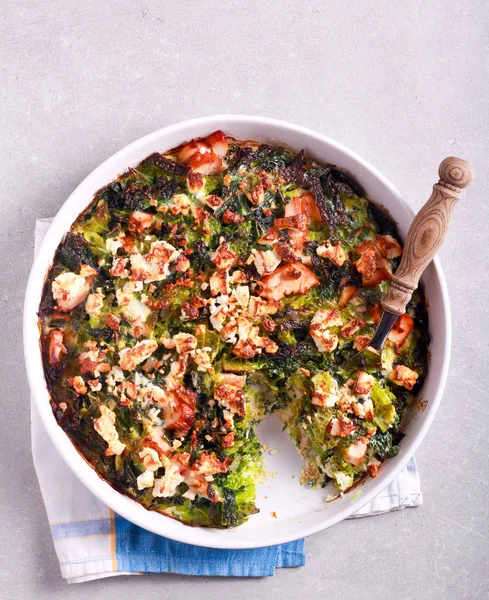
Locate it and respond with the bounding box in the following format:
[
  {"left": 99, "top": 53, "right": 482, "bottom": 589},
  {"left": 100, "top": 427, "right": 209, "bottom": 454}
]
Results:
[{"left": 1, "top": 1, "right": 488, "bottom": 598}]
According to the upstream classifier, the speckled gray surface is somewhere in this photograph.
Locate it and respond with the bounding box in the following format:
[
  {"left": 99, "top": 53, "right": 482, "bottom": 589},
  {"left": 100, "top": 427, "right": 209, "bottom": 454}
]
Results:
[{"left": 1, "top": 1, "right": 488, "bottom": 598}]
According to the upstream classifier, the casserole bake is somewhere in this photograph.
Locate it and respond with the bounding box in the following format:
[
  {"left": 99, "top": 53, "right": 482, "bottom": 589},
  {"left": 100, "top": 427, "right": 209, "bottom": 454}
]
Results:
[
  {"left": 38, "top": 131, "right": 428, "bottom": 528},
  {"left": 26, "top": 119, "right": 446, "bottom": 545}
]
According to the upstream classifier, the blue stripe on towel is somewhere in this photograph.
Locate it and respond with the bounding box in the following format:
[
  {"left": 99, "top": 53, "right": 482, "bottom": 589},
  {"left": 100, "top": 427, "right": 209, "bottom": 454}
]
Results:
[
  {"left": 51, "top": 518, "right": 112, "bottom": 540},
  {"left": 407, "top": 457, "right": 417, "bottom": 472},
  {"left": 114, "top": 514, "right": 305, "bottom": 576}
]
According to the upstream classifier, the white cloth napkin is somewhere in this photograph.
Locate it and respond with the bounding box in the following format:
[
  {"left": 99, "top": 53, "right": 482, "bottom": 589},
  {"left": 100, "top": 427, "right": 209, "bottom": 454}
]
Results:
[{"left": 31, "top": 218, "right": 422, "bottom": 583}]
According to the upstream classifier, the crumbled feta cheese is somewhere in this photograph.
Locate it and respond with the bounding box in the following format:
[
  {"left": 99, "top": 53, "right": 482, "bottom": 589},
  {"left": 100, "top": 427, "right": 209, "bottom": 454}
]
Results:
[
  {"left": 138, "top": 382, "right": 167, "bottom": 408},
  {"left": 390, "top": 364, "right": 419, "bottom": 390},
  {"left": 146, "top": 406, "right": 164, "bottom": 426},
  {"left": 162, "top": 333, "right": 198, "bottom": 355},
  {"left": 214, "top": 374, "right": 246, "bottom": 416},
  {"left": 137, "top": 469, "right": 155, "bottom": 490},
  {"left": 126, "top": 281, "right": 144, "bottom": 293},
  {"left": 247, "top": 296, "right": 280, "bottom": 317},
  {"left": 182, "top": 489, "right": 197, "bottom": 500},
  {"left": 112, "top": 366, "right": 125, "bottom": 381},
  {"left": 118, "top": 339, "right": 158, "bottom": 371},
  {"left": 169, "top": 193, "right": 193, "bottom": 215},
  {"left": 233, "top": 285, "right": 250, "bottom": 308},
  {"left": 222, "top": 409, "right": 234, "bottom": 429},
  {"left": 310, "top": 328, "right": 339, "bottom": 353},
  {"left": 209, "top": 270, "right": 229, "bottom": 296},
  {"left": 201, "top": 194, "right": 223, "bottom": 211},
  {"left": 139, "top": 447, "right": 162, "bottom": 471},
  {"left": 229, "top": 270, "right": 246, "bottom": 284},
  {"left": 211, "top": 242, "right": 238, "bottom": 270},
  {"left": 115, "top": 282, "right": 148, "bottom": 321},
  {"left": 309, "top": 309, "right": 342, "bottom": 353},
  {"left": 93, "top": 405, "right": 126, "bottom": 456},
  {"left": 133, "top": 370, "right": 149, "bottom": 388},
  {"left": 106, "top": 236, "right": 123, "bottom": 255},
  {"left": 174, "top": 333, "right": 198, "bottom": 355},
  {"left": 153, "top": 458, "right": 185, "bottom": 498},
  {"left": 209, "top": 308, "right": 227, "bottom": 332},
  {"left": 193, "top": 347, "right": 214, "bottom": 373},
  {"left": 317, "top": 241, "right": 347, "bottom": 267},
  {"left": 109, "top": 257, "right": 130, "bottom": 279},
  {"left": 311, "top": 373, "right": 340, "bottom": 407},
  {"left": 79, "top": 264, "right": 98, "bottom": 278},
  {"left": 313, "top": 308, "right": 343, "bottom": 328},
  {"left": 85, "top": 290, "right": 105, "bottom": 316},
  {"left": 362, "top": 399, "right": 375, "bottom": 420},
  {"left": 254, "top": 250, "right": 281, "bottom": 276},
  {"left": 353, "top": 371, "right": 374, "bottom": 396},
  {"left": 71, "top": 375, "right": 87, "bottom": 395},
  {"left": 52, "top": 272, "right": 91, "bottom": 312},
  {"left": 126, "top": 296, "right": 151, "bottom": 323},
  {"left": 88, "top": 379, "right": 102, "bottom": 392},
  {"left": 129, "top": 241, "right": 180, "bottom": 282}
]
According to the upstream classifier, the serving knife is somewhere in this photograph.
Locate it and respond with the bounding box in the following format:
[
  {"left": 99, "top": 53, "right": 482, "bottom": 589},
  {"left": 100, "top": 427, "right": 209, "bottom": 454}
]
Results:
[{"left": 339, "top": 156, "right": 474, "bottom": 374}]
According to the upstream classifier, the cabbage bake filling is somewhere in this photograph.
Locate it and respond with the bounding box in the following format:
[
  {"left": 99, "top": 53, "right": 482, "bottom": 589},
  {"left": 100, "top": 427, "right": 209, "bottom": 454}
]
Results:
[{"left": 39, "top": 131, "right": 428, "bottom": 528}]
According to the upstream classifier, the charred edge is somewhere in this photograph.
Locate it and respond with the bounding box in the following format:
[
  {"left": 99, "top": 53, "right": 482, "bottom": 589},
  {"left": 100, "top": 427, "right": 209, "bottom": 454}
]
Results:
[{"left": 140, "top": 152, "right": 190, "bottom": 177}]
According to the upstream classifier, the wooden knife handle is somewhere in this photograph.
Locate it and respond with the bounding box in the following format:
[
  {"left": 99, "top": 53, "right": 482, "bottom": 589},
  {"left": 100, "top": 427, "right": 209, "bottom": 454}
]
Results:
[{"left": 381, "top": 157, "right": 474, "bottom": 316}]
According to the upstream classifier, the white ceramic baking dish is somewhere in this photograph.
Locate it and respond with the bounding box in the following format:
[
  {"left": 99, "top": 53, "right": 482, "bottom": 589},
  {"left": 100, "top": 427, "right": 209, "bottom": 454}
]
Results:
[{"left": 23, "top": 115, "right": 450, "bottom": 549}]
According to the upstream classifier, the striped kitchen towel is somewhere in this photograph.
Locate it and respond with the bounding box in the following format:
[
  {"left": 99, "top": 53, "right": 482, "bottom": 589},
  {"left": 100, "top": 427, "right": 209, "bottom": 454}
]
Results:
[{"left": 31, "top": 218, "right": 422, "bottom": 583}]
